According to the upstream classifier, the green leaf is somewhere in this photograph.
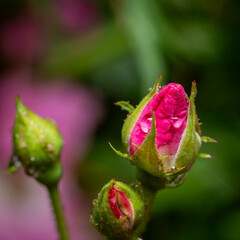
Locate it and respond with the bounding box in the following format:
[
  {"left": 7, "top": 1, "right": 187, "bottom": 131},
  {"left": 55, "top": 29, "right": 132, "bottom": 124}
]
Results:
[
  {"left": 115, "top": 101, "right": 135, "bottom": 113},
  {"left": 201, "top": 136, "right": 218, "bottom": 143}
]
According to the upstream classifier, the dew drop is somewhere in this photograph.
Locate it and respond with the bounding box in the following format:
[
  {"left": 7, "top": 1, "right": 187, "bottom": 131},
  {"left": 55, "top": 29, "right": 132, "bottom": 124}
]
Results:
[
  {"left": 47, "top": 144, "right": 55, "bottom": 152},
  {"left": 140, "top": 122, "right": 149, "bottom": 133},
  {"left": 172, "top": 166, "right": 175, "bottom": 170},
  {"left": 15, "top": 161, "right": 21, "bottom": 167},
  {"left": 136, "top": 130, "right": 141, "bottom": 136},
  {"left": 149, "top": 87, "right": 152, "bottom": 91},
  {"left": 170, "top": 117, "right": 178, "bottom": 120},
  {"left": 140, "top": 117, "right": 152, "bottom": 133},
  {"left": 20, "top": 109, "right": 27, "bottom": 116}
]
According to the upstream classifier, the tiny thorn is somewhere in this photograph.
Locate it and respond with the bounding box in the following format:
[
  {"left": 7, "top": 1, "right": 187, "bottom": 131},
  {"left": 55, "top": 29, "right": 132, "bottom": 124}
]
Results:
[
  {"left": 161, "top": 155, "right": 170, "bottom": 159},
  {"left": 198, "top": 153, "right": 212, "bottom": 159},
  {"left": 108, "top": 142, "right": 132, "bottom": 160},
  {"left": 201, "top": 136, "right": 218, "bottom": 143}
]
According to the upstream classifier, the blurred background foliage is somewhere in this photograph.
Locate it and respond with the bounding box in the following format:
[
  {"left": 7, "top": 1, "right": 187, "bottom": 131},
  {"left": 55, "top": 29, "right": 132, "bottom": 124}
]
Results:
[{"left": 0, "top": 0, "right": 239, "bottom": 239}]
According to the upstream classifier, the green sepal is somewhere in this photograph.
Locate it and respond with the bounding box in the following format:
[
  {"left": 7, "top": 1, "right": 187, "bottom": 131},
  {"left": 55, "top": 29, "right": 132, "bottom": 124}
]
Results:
[
  {"left": 162, "top": 164, "right": 191, "bottom": 188},
  {"left": 91, "top": 179, "right": 144, "bottom": 239},
  {"left": 201, "top": 136, "right": 218, "bottom": 143},
  {"left": 115, "top": 101, "right": 135, "bottom": 113},
  {"left": 121, "top": 74, "right": 163, "bottom": 151},
  {"left": 163, "top": 164, "right": 189, "bottom": 176},
  {"left": 131, "top": 111, "right": 164, "bottom": 177},
  {"left": 173, "top": 81, "right": 201, "bottom": 170},
  {"left": 198, "top": 153, "right": 212, "bottom": 159},
  {"left": 108, "top": 142, "right": 132, "bottom": 161},
  {"left": 36, "top": 161, "right": 63, "bottom": 186}
]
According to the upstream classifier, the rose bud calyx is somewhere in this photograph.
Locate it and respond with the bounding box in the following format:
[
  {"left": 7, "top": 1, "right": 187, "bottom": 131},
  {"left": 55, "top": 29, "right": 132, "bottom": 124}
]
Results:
[
  {"left": 112, "top": 75, "right": 216, "bottom": 188},
  {"left": 91, "top": 179, "right": 144, "bottom": 239}
]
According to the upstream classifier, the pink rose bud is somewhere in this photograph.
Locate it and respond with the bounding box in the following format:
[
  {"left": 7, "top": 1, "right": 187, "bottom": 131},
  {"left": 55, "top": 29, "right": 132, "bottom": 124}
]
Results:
[
  {"left": 112, "top": 75, "right": 216, "bottom": 188},
  {"left": 91, "top": 179, "right": 144, "bottom": 239}
]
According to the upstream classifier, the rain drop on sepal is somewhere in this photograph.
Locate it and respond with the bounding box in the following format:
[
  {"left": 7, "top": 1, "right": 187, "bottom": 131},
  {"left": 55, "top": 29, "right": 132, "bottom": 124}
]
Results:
[
  {"left": 8, "top": 97, "right": 63, "bottom": 186},
  {"left": 91, "top": 179, "right": 144, "bottom": 239}
]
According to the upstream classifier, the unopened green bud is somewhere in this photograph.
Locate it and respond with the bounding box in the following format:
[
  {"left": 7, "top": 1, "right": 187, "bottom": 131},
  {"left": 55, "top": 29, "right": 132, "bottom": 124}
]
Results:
[
  {"left": 91, "top": 179, "right": 144, "bottom": 239},
  {"left": 9, "top": 97, "right": 63, "bottom": 186}
]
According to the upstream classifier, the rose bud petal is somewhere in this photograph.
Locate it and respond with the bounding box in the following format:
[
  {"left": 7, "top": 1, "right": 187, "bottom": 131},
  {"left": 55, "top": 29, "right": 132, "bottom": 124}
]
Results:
[
  {"left": 91, "top": 179, "right": 144, "bottom": 239},
  {"left": 8, "top": 97, "right": 63, "bottom": 186},
  {"left": 111, "top": 75, "right": 207, "bottom": 188}
]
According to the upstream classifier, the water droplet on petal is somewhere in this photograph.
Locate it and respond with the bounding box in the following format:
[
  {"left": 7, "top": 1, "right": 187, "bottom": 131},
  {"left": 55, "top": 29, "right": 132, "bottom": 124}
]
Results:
[{"left": 140, "top": 122, "right": 149, "bottom": 133}]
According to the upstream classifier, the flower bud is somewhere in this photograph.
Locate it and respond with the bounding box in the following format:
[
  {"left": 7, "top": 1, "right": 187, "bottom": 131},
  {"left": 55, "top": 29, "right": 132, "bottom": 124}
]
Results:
[
  {"left": 91, "top": 179, "right": 144, "bottom": 239},
  {"left": 8, "top": 97, "right": 63, "bottom": 186},
  {"left": 112, "top": 75, "right": 208, "bottom": 188}
]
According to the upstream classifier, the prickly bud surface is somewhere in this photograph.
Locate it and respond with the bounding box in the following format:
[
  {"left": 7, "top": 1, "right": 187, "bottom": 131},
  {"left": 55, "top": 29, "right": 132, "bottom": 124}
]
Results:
[
  {"left": 9, "top": 97, "right": 63, "bottom": 186},
  {"left": 91, "top": 179, "right": 144, "bottom": 239}
]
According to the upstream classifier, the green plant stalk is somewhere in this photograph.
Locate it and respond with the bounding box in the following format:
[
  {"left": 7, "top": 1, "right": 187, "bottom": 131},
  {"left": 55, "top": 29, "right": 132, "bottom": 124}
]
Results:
[
  {"left": 47, "top": 185, "right": 70, "bottom": 240},
  {"left": 134, "top": 168, "right": 164, "bottom": 237}
]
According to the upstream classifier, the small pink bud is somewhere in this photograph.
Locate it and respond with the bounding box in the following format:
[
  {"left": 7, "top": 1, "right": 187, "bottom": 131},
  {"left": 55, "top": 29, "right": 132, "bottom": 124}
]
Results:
[{"left": 91, "top": 180, "right": 144, "bottom": 238}]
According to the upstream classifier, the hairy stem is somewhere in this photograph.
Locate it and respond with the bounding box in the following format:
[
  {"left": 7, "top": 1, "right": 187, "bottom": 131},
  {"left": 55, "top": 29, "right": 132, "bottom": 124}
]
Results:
[
  {"left": 134, "top": 168, "right": 165, "bottom": 237},
  {"left": 47, "top": 185, "right": 70, "bottom": 240}
]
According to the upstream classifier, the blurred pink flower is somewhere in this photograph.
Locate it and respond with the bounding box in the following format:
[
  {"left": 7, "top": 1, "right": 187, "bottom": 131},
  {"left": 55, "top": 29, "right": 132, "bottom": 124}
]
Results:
[
  {"left": 0, "top": 15, "right": 44, "bottom": 65},
  {"left": 56, "top": 0, "right": 100, "bottom": 34},
  {"left": 0, "top": 71, "right": 104, "bottom": 240}
]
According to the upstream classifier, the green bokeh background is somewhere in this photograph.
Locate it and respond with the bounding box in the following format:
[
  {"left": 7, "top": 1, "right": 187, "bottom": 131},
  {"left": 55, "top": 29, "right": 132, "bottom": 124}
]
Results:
[{"left": 1, "top": 0, "right": 239, "bottom": 239}]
